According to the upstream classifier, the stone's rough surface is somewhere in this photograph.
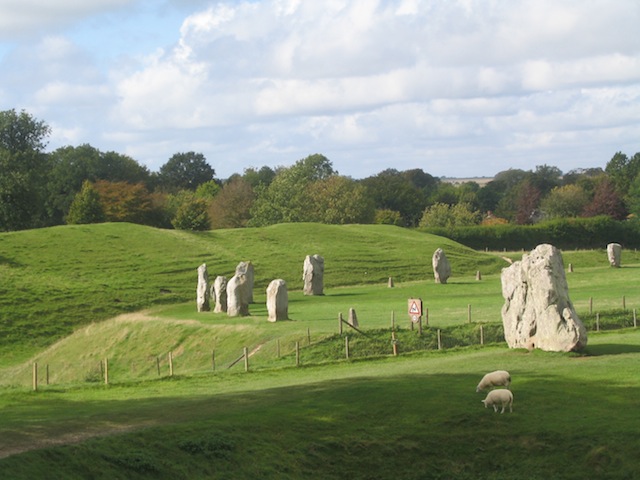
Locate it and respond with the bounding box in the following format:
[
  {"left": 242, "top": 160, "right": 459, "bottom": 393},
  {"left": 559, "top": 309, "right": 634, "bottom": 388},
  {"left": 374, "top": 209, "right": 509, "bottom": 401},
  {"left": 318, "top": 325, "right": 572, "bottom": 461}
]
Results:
[
  {"left": 432, "top": 248, "right": 451, "bottom": 284},
  {"left": 212, "top": 276, "right": 228, "bottom": 313},
  {"left": 348, "top": 307, "right": 359, "bottom": 328},
  {"left": 266, "top": 279, "right": 288, "bottom": 322},
  {"left": 227, "top": 273, "right": 250, "bottom": 317},
  {"left": 303, "top": 254, "right": 325, "bottom": 295},
  {"left": 235, "top": 261, "right": 255, "bottom": 303},
  {"left": 607, "top": 243, "right": 622, "bottom": 268},
  {"left": 501, "top": 244, "right": 588, "bottom": 352},
  {"left": 196, "top": 263, "right": 210, "bottom": 312}
]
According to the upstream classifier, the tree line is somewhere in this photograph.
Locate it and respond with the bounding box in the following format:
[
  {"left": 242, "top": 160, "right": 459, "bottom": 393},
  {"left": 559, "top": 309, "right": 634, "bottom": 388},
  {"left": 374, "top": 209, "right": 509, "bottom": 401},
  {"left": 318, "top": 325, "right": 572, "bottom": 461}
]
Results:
[{"left": 1, "top": 108, "right": 638, "bottom": 232}]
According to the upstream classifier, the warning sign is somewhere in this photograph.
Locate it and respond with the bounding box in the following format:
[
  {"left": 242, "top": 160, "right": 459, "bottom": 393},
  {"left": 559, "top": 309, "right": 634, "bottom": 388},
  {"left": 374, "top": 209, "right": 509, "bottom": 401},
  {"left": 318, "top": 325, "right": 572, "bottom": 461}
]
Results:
[{"left": 408, "top": 298, "right": 422, "bottom": 317}]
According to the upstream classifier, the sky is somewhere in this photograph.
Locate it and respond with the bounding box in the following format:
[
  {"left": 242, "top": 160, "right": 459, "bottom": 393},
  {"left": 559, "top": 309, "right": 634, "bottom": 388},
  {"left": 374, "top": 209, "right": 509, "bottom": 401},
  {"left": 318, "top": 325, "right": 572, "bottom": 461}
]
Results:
[{"left": 1, "top": 0, "right": 639, "bottom": 180}]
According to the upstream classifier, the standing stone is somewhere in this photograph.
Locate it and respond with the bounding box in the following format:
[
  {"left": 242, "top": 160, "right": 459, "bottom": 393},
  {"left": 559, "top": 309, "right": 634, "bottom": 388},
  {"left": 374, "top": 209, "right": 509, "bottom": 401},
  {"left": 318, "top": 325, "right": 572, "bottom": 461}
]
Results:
[
  {"left": 432, "top": 248, "right": 451, "bottom": 284},
  {"left": 227, "top": 273, "right": 250, "bottom": 317},
  {"left": 348, "top": 307, "right": 359, "bottom": 328},
  {"left": 235, "top": 261, "right": 255, "bottom": 303},
  {"left": 607, "top": 243, "right": 622, "bottom": 268},
  {"left": 303, "top": 254, "right": 324, "bottom": 295},
  {"left": 501, "top": 244, "right": 588, "bottom": 352},
  {"left": 388, "top": 277, "right": 394, "bottom": 288},
  {"left": 266, "top": 279, "right": 288, "bottom": 322},
  {"left": 196, "top": 263, "right": 210, "bottom": 312},
  {"left": 212, "top": 276, "right": 228, "bottom": 313}
]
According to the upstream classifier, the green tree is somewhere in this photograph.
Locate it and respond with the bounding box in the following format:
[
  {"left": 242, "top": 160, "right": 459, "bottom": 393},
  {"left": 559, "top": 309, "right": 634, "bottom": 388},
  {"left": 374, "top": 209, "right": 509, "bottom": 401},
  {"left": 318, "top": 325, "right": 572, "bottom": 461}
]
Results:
[
  {"left": 171, "top": 197, "right": 211, "bottom": 230},
  {"left": 604, "top": 151, "right": 640, "bottom": 196},
  {"left": 540, "top": 185, "right": 589, "bottom": 219},
  {"left": 243, "top": 166, "right": 276, "bottom": 188},
  {"left": 249, "top": 154, "right": 336, "bottom": 226},
  {"left": 209, "top": 177, "right": 255, "bottom": 229},
  {"left": 419, "top": 202, "right": 480, "bottom": 228},
  {"left": 158, "top": 152, "right": 215, "bottom": 191},
  {"left": 361, "top": 169, "right": 426, "bottom": 226},
  {"left": 514, "top": 180, "right": 542, "bottom": 225},
  {"left": 93, "top": 180, "right": 156, "bottom": 224},
  {"left": 373, "top": 209, "right": 404, "bottom": 226},
  {"left": 66, "top": 180, "right": 105, "bottom": 224},
  {"left": 307, "top": 176, "right": 375, "bottom": 224},
  {"left": 0, "top": 109, "right": 51, "bottom": 231}
]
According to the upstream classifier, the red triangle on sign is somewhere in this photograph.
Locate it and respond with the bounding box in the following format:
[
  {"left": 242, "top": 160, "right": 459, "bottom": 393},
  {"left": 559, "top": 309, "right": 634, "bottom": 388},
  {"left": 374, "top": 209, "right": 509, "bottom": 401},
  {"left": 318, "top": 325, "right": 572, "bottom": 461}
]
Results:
[{"left": 409, "top": 301, "right": 420, "bottom": 314}]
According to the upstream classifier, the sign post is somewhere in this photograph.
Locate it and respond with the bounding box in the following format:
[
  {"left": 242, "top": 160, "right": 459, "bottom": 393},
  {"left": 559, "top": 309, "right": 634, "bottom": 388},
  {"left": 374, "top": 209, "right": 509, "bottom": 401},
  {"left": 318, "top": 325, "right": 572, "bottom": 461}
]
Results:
[{"left": 408, "top": 298, "right": 423, "bottom": 325}]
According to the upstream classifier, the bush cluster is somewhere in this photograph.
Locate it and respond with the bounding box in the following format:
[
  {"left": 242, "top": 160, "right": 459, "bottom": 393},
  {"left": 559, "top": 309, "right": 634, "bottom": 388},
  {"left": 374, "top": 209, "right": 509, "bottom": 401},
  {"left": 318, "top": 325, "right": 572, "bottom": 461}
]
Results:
[{"left": 422, "top": 216, "right": 640, "bottom": 251}]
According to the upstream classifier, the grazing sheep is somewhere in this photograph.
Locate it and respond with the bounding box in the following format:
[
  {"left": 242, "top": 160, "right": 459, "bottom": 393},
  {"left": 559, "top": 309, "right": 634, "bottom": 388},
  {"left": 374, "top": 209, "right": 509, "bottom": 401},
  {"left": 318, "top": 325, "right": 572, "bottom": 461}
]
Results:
[
  {"left": 481, "top": 389, "right": 513, "bottom": 414},
  {"left": 476, "top": 370, "right": 511, "bottom": 392}
]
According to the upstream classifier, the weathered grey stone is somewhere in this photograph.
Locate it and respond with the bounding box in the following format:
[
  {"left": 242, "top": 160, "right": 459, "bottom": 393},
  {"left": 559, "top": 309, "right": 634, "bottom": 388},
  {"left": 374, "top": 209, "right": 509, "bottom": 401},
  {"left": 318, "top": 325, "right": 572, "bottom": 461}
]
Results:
[
  {"left": 266, "top": 279, "right": 288, "bottom": 322},
  {"left": 501, "top": 244, "right": 588, "bottom": 352},
  {"left": 303, "top": 254, "right": 324, "bottom": 295},
  {"left": 196, "top": 263, "right": 210, "bottom": 312},
  {"left": 227, "top": 273, "right": 250, "bottom": 317},
  {"left": 432, "top": 248, "right": 451, "bottom": 284},
  {"left": 388, "top": 277, "right": 394, "bottom": 288},
  {"left": 348, "top": 307, "right": 359, "bottom": 328},
  {"left": 235, "top": 261, "right": 255, "bottom": 303},
  {"left": 212, "top": 275, "right": 228, "bottom": 313},
  {"left": 607, "top": 243, "right": 621, "bottom": 268}
]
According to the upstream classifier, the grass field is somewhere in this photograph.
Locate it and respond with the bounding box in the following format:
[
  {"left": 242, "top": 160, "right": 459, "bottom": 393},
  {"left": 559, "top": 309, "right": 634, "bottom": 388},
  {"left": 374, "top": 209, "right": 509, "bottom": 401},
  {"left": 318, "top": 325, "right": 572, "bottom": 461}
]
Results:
[{"left": 1, "top": 223, "right": 639, "bottom": 479}]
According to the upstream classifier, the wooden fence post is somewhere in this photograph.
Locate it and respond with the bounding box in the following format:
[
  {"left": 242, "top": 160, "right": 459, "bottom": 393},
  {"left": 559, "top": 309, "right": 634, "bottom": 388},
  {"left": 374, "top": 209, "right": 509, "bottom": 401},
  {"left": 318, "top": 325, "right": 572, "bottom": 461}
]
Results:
[
  {"left": 596, "top": 313, "right": 600, "bottom": 332},
  {"left": 392, "top": 331, "right": 398, "bottom": 356},
  {"left": 437, "top": 329, "right": 442, "bottom": 350},
  {"left": 104, "top": 358, "right": 109, "bottom": 385},
  {"left": 243, "top": 347, "right": 249, "bottom": 372},
  {"left": 589, "top": 297, "right": 593, "bottom": 314},
  {"left": 480, "top": 325, "right": 484, "bottom": 345},
  {"left": 46, "top": 364, "right": 50, "bottom": 385},
  {"left": 32, "top": 362, "right": 38, "bottom": 391},
  {"left": 295, "top": 342, "right": 300, "bottom": 367},
  {"left": 169, "top": 351, "right": 174, "bottom": 377},
  {"left": 156, "top": 356, "right": 161, "bottom": 376},
  {"left": 391, "top": 310, "right": 395, "bottom": 330},
  {"left": 339, "top": 313, "right": 343, "bottom": 335},
  {"left": 418, "top": 316, "right": 423, "bottom": 336}
]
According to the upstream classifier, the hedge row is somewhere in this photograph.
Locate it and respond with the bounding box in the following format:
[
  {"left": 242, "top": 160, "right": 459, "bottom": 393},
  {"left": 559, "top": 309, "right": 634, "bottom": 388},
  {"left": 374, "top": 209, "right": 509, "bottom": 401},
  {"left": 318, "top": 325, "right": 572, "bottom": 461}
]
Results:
[{"left": 421, "top": 216, "right": 640, "bottom": 251}]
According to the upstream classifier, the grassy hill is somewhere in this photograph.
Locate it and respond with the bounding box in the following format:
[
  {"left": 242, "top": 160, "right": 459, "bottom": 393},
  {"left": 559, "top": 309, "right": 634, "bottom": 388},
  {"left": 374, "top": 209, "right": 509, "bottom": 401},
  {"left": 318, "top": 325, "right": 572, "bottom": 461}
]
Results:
[
  {"left": 0, "top": 222, "right": 506, "bottom": 353},
  {"left": 2, "top": 223, "right": 640, "bottom": 478}
]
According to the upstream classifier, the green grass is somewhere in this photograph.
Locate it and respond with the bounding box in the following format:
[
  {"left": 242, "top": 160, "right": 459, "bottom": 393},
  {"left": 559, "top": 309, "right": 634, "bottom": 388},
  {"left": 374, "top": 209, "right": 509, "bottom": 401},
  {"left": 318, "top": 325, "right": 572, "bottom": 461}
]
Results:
[
  {"left": 1, "top": 329, "right": 639, "bottom": 479},
  {"left": 2, "top": 223, "right": 640, "bottom": 478},
  {"left": 0, "top": 223, "right": 506, "bottom": 356}
]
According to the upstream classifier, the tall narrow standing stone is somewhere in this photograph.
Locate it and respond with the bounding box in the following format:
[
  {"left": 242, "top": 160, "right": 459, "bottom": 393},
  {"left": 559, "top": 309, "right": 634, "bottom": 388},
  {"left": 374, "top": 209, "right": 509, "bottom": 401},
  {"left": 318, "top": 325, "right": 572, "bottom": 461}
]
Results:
[
  {"left": 348, "top": 307, "right": 359, "bottom": 328},
  {"left": 432, "top": 248, "right": 451, "bottom": 284},
  {"left": 235, "top": 261, "right": 255, "bottom": 303},
  {"left": 212, "top": 275, "right": 228, "bottom": 313},
  {"left": 227, "top": 273, "right": 250, "bottom": 317},
  {"left": 607, "top": 243, "right": 622, "bottom": 268},
  {"left": 266, "top": 279, "right": 288, "bottom": 322},
  {"left": 196, "top": 263, "right": 210, "bottom": 312},
  {"left": 303, "top": 254, "right": 324, "bottom": 295}
]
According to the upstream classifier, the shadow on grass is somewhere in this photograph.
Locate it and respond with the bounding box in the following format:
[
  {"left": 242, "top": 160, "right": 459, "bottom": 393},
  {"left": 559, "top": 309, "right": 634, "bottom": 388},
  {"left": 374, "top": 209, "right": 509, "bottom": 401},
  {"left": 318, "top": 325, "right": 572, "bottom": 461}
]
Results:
[{"left": 584, "top": 343, "right": 640, "bottom": 356}]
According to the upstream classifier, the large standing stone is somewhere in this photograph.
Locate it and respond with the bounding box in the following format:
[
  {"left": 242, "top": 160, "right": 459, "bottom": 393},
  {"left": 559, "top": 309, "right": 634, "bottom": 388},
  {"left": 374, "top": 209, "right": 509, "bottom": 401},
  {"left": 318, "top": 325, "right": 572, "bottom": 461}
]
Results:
[
  {"left": 196, "top": 263, "right": 210, "bottom": 312},
  {"left": 212, "top": 276, "right": 228, "bottom": 313},
  {"left": 227, "top": 273, "right": 250, "bottom": 317},
  {"left": 501, "top": 244, "right": 588, "bottom": 352},
  {"left": 266, "top": 279, "right": 288, "bottom": 322},
  {"left": 235, "top": 261, "right": 255, "bottom": 303},
  {"left": 607, "top": 243, "right": 622, "bottom": 268},
  {"left": 348, "top": 307, "right": 359, "bottom": 328},
  {"left": 303, "top": 254, "right": 324, "bottom": 295},
  {"left": 432, "top": 248, "right": 451, "bottom": 284}
]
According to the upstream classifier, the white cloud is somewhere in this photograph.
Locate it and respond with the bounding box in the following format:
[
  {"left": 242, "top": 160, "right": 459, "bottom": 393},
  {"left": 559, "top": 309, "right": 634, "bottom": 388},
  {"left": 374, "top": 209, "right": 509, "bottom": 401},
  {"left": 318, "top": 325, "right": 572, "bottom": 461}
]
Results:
[{"left": 1, "top": 0, "right": 639, "bottom": 178}]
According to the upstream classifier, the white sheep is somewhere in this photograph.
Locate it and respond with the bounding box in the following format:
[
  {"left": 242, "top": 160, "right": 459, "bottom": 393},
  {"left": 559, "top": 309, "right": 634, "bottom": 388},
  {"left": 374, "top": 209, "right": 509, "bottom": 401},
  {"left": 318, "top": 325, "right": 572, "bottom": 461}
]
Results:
[
  {"left": 481, "top": 389, "right": 513, "bottom": 414},
  {"left": 476, "top": 370, "right": 511, "bottom": 393}
]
